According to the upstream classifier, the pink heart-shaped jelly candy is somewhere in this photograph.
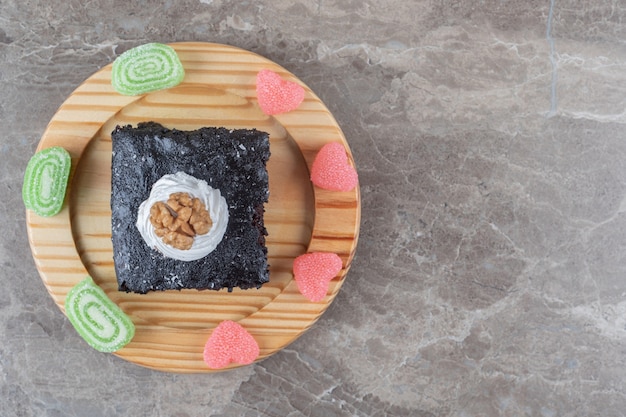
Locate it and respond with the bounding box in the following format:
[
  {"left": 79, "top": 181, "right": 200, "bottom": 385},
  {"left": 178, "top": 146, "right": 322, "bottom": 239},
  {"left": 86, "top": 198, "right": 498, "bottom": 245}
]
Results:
[
  {"left": 203, "top": 320, "right": 260, "bottom": 369},
  {"left": 293, "top": 252, "right": 343, "bottom": 302},
  {"left": 310, "top": 142, "right": 359, "bottom": 192},
  {"left": 256, "top": 69, "right": 305, "bottom": 115}
]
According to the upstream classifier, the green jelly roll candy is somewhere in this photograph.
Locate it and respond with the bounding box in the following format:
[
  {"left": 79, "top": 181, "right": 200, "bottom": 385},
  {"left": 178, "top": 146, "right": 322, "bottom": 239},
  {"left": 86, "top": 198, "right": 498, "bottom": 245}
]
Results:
[
  {"left": 22, "top": 146, "right": 71, "bottom": 217},
  {"left": 111, "top": 43, "right": 185, "bottom": 95},
  {"left": 65, "top": 277, "right": 135, "bottom": 353}
]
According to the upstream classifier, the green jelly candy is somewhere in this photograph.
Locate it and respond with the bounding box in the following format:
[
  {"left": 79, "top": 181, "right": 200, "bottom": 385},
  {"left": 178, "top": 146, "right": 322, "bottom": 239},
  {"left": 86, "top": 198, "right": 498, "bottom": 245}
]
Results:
[
  {"left": 22, "top": 146, "right": 71, "bottom": 217},
  {"left": 65, "top": 277, "right": 135, "bottom": 353},
  {"left": 111, "top": 43, "right": 185, "bottom": 95}
]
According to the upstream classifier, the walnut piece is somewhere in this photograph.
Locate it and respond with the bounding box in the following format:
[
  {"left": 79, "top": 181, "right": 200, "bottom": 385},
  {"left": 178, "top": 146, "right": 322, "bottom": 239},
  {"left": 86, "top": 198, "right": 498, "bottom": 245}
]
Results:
[{"left": 149, "top": 192, "right": 213, "bottom": 250}]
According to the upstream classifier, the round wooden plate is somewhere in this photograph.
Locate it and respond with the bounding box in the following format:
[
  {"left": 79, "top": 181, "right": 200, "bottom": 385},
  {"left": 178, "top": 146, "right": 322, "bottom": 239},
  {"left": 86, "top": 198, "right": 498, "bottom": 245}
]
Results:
[{"left": 25, "top": 42, "right": 360, "bottom": 373}]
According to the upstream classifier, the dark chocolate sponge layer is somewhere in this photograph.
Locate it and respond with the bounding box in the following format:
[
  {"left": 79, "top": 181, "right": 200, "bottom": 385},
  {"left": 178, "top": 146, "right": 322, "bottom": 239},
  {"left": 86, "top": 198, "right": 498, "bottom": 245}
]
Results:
[{"left": 111, "top": 122, "right": 270, "bottom": 294}]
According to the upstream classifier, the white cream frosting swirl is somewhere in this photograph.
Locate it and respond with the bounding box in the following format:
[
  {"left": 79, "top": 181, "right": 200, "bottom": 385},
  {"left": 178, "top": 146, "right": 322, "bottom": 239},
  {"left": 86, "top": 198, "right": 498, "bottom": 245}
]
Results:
[{"left": 136, "top": 172, "right": 229, "bottom": 261}]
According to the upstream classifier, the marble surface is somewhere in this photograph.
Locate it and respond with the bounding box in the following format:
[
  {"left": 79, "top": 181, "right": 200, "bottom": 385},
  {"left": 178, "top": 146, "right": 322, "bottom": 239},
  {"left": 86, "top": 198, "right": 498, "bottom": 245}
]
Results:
[{"left": 2, "top": 0, "right": 626, "bottom": 416}]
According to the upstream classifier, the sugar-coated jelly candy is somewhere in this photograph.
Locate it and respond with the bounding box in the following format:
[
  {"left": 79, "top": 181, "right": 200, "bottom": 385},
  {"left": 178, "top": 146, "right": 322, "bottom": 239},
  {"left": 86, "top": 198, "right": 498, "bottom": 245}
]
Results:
[
  {"left": 310, "top": 142, "right": 359, "bottom": 192},
  {"left": 293, "top": 252, "right": 343, "bottom": 302},
  {"left": 22, "top": 146, "right": 71, "bottom": 217},
  {"left": 65, "top": 277, "right": 135, "bottom": 353},
  {"left": 111, "top": 43, "right": 185, "bottom": 96},
  {"left": 203, "top": 320, "right": 259, "bottom": 369},
  {"left": 256, "top": 69, "right": 305, "bottom": 115}
]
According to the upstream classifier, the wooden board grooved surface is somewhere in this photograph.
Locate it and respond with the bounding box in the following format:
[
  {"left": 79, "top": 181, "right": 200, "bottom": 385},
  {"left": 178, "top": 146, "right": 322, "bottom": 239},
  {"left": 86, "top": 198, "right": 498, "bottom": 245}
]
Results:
[{"left": 26, "top": 42, "right": 360, "bottom": 373}]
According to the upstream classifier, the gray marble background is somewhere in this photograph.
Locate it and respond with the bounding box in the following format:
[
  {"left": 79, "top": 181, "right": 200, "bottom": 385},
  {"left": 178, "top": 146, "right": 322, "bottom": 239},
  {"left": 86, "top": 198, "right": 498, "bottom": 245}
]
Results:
[{"left": 2, "top": 1, "right": 626, "bottom": 416}]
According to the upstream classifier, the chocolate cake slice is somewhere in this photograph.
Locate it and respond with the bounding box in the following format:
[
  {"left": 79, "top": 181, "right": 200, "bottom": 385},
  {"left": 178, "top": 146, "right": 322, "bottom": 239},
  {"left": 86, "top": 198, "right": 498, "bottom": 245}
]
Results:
[{"left": 111, "top": 122, "right": 270, "bottom": 294}]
